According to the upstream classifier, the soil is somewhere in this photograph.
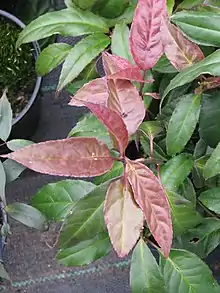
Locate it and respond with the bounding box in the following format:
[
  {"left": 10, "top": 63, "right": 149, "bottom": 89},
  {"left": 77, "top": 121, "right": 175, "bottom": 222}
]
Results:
[{"left": 0, "top": 16, "right": 36, "bottom": 118}]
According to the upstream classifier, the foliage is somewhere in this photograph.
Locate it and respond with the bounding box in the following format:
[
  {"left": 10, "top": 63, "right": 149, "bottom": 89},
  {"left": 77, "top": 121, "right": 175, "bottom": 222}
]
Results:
[{"left": 2, "top": 0, "right": 220, "bottom": 291}]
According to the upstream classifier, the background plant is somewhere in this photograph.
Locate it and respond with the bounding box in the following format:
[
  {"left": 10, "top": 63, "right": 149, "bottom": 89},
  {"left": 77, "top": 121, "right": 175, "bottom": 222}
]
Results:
[{"left": 2, "top": 0, "right": 220, "bottom": 291}]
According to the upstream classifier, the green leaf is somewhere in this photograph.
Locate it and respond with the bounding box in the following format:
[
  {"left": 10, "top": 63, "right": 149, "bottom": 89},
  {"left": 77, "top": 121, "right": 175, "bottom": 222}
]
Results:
[
  {"left": 161, "top": 249, "right": 220, "bottom": 293},
  {"left": 17, "top": 8, "right": 109, "bottom": 47},
  {"left": 140, "top": 136, "right": 167, "bottom": 162},
  {"left": 153, "top": 55, "right": 177, "bottom": 74},
  {"left": 0, "top": 263, "right": 10, "bottom": 281},
  {"left": 139, "top": 121, "right": 163, "bottom": 139},
  {"left": 175, "top": 218, "right": 220, "bottom": 258},
  {"left": 7, "top": 139, "right": 34, "bottom": 151},
  {"left": 166, "top": 190, "right": 202, "bottom": 235},
  {"left": 93, "top": 161, "right": 123, "bottom": 185},
  {"left": 178, "top": 178, "right": 196, "bottom": 206},
  {"left": 66, "top": 79, "right": 90, "bottom": 95},
  {"left": 104, "top": 5, "right": 135, "bottom": 27},
  {"left": 204, "top": 142, "right": 220, "bottom": 179},
  {"left": 92, "top": 0, "right": 128, "bottom": 19},
  {"left": 59, "top": 182, "right": 109, "bottom": 249},
  {"left": 194, "top": 139, "right": 207, "bottom": 159},
  {"left": 31, "top": 179, "right": 96, "bottom": 221},
  {"left": 199, "top": 91, "right": 220, "bottom": 148},
  {"left": 3, "top": 159, "right": 26, "bottom": 183},
  {"left": 162, "top": 49, "right": 220, "bottom": 101},
  {"left": 5, "top": 203, "right": 47, "bottom": 231},
  {"left": 160, "top": 154, "right": 194, "bottom": 192},
  {"left": 167, "top": 0, "right": 175, "bottom": 15},
  {"left": 56, "top": 235, "right": 111, "bottom": 266},
  {"left": 111, "top": 23, "right": 133, "bottom": 63},
  {"left": 65, "top": 0, "right": 77, "bottom": 8},
  {"left": 199, "top": 188, "right": 220, "bottom": 214},
  {"left": 0, "top": 90, "right": 12, "bottom": 141},
  {"left": 72, "top": 0, "right": 97, "bottom": 10},
  {"left": 36, "top": 43, "right": 72, "bottom": 76},
  {"left": 58, "top": 34, "right": 110, "bottom": 91},
  {"left": 0, "top": 161, "right": 6, "bottom": 204},
  {"left": 166, "top": 94, "right": 202, "bottom": 156},
  {"left": 177, "top": 0, "right": 204, "bottom": 9},
  {"left": 68, "top": 113, "right": 112, "bottom": 149},
  {"left": 171, "top": 11, "right": 220, "bottom": 46},
  {"left": 130, "top": 239, "right": 166, "bottom": 293}
]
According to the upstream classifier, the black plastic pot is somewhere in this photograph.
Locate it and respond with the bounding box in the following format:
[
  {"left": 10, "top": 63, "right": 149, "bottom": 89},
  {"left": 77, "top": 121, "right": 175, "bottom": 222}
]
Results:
[{"left": 0, "top": 10, "right": 42, "bottom": 142}]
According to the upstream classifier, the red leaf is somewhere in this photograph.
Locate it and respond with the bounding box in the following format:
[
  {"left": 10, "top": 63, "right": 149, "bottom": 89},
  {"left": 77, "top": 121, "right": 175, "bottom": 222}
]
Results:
[
  {"left": 69, "top": 78, "right": 108, "bottom": 107},
  {"left": 84, "top": 102, "right": 129, "bottom": 156},
  {"left": 104, "top": 178, "right": 144, "bottom": 257},
  {"left": 102, "top": 52, "right": 152, "bottom": 83},
  {"left": 2, "top": 138, "right": 114, "bottom": 177},
  {"left": 107, "top": 79, "right": 145, "bottom": 136},
  {"left": 130, "top": 0, "right": 166, "bottom": 70},
  {"left": 161, "top": 18, "right": 204, "bottom": 71},
  {"left": 126, "top": 159, "right": 172, "bottom": 257}
]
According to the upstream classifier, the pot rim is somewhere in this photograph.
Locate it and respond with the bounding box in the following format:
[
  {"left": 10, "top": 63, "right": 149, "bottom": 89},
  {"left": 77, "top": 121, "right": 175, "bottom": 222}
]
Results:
[{"left": 0, "top": 9, "right": 42, "bottom": 126}]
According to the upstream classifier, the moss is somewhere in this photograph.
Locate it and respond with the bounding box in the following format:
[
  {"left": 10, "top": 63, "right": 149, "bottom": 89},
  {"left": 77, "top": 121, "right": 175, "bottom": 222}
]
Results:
[{"left": 0, "top": 17, "right": 36, "bottom": 116}]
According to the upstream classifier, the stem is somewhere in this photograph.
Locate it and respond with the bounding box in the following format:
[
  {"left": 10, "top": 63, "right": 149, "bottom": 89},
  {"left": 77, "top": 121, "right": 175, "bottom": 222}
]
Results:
[
  {"left": 197, "top": 200, "right": 220, "bottom": 219},
  {"left": 139, "top": 71, "right": 147, "bottom": 97}
]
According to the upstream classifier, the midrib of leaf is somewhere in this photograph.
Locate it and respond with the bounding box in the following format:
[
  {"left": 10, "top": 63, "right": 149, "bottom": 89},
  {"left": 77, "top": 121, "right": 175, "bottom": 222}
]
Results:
[
  {"left": 175, "top": 19, "right": 220, "bottom": 33},
  {"left": 167, "top": 257, "right": 197, "bottom": 293}
]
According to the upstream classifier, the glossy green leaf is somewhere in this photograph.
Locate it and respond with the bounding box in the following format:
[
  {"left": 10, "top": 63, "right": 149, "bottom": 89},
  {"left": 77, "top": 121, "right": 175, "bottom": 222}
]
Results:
[
  {"left": 93, "top": 161, "right": 123, "bottom": 185},
  {"left": 65, "top": 0, "right": 76, "bottom": 8},
  {"left": 3, "top": 159, "right": 26, "bottom": 183},
  {"left": 199, "top": 188, "right": 220, "bottom": 214},
  {"left": 130, "top": 239, "right": 166, "bottom": 293},
  {"left": 166, "top": 190, "right": 202, "bottom": 235},
  {"left": 199, "top": 91, "right": 220, "bottom": 148},
  {"left": 104, "top": 5, "right": 135, "bottom": 27},
  {"left": 192, "top": 166, "right": 205, "bottom": 189},
  {"left": 171, "top": 11, "right": 220, "bottom": 46},
  {"left": 5, "top": 203, "right": 47, "bottom": 231},
  {"left": 36, "top": 43, "right": 72, "bottom": 76},
  {"left": 7, "top": 139, "right": 34, "bottom": 151},
  {"left": 162, "top": 50, "right": 220, "bottom": 101},
  {"left": 166, "top": 94, "right": 202, "bottom": 156},
  {"left": 204, "top": 142, "right": 220, "bottom": 179},
  {"left": 167, "top": 0, "right": 175, "bottom": 15},
  {"left": 0, "top": 263, "right": 10, "bottom": 281},
  {"left": 194, "top": 139, "right": 207, "bottom": 159},
  {"left": 139, "top": 121, "right": 163, "bottom": 139},
  {"left": 0, "top": 90, "right": 12, "bottom": 141},
  {"left": 0, "top": 161, "right": 6, "bottom": 204},
  {"left": 177, "top": 0, "right": 204, "bottom": 9},
  {"left": 178, "top": 178, "right": 196, "bottom": 206},
  {"left": 175, "top": 218, "right": 220, "bottom": 258},
  {"left": 161, "top": 249, "right": 220, "bottom": 293},
  {"left": 111, "top": 23, "right": 133, "bottom": 63},
  {"left": 160, "top": 154, "right": 194, "bottom": 192},
  {"left": 77, "top": 60, "right": 99, "bottom": 81},
  {"left": 66, "top": 79, "right": 90, "bottom": 95},
  {"left": 68, "top": 113, "right": 112, "bottom": 149},
  {"left": 153, "top": 55, "right": 177, "bottom": 74},
  {"left": 92, "top": 0, "right": 128, "bottom": 19},
  {"left": 17, "top": 8, "right": 109, "bottom": 47},
  {"left": 56, "top": 235, "right": 111, "bottom": 266},
  {"left": 31, "top": 180, "right": 96, "bottom": 221},
  {"left": 58, "top": 34, "right": 110, "bottom": 91},
  {"left": 59, "top": 182, "right": 109, "bottom": 249}
]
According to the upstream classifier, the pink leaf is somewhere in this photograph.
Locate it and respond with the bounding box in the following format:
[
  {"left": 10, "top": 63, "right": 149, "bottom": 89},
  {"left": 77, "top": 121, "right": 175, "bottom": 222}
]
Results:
[
  {"left": 69, "top": 78, "right": 108, "bottom": 107},
  {"left": 126, "top": 159, "right": 172, "bottom": 258},
  {"left": 104, "top": 178, "right": 144, "bottom": 257},
  {"left": 130, "top": 0, "right": 166, "bottom": 70},
  {"left": 2, "top": 138, "right": 114, "bottom": 177},
  {"left": 161, "top": 18, "right": 204, "bottom": 71},
  {"left": 84, "top": 102, "right": 129, "bottom": 156},
  {"left": 107, "top": 68, "right": 154, "bottom": 83},
  {"left": 102, "top": 52, "right": 134, "bottom": 75},
  {"left": 107, "top": 79, "right": 145, "bottom": 136}
]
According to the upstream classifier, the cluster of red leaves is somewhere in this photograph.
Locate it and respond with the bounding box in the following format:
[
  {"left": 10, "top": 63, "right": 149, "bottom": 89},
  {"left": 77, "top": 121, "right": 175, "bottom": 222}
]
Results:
[{"left": 2, "top": 0, "right": 208, "bottom": 258}]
